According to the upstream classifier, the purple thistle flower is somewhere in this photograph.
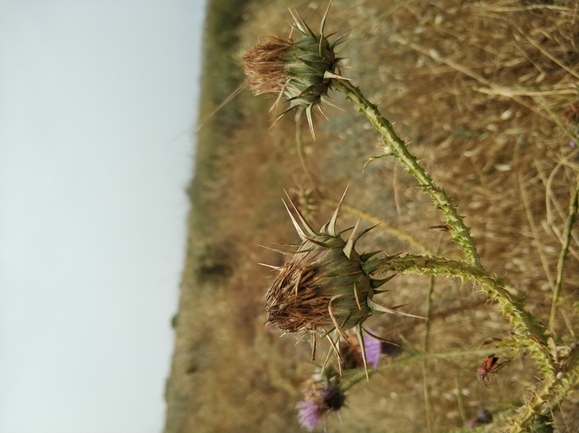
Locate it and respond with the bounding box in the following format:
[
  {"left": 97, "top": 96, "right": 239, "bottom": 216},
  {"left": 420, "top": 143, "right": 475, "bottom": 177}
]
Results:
[
  {"left": 341, "top": 328, "right": 382, "bottom": 370},
  {"left": 297, "top": 399, "right": 323, "bottom": 431},
  {"left": 571, "top": 140, "right": 577, "bottom": 148},
  {"left": 297, "top": 382, "right": 346, "bottom": 431}
]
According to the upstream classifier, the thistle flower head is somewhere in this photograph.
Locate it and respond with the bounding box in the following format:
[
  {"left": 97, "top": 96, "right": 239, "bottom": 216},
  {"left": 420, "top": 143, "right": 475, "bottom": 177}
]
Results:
[
  {"left": 297, "top": 372, "right": 345, "bottom": 431},
  {"left": 242, "top": 4, "right": 345, "bottom": 138},
  {"left": 264, "top": 188, "right": 419, "bottom": 342},
  {"left": 264, "top": 189, "right": 381, "bottom": 335}
]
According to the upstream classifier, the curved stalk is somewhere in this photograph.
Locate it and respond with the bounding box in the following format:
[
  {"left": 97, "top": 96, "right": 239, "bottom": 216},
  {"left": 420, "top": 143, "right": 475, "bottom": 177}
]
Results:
[
  {"left": 548, "top": 174, "right": 579, "bottom": 332},
  {"left": 340, "top": 347, "right": 510, "bottom": 392},
  {"left": 372, "top": 254, "right": 555, "bottom": 377},
  {"left": 332, "top": 79, "right": 482, "bottom": 269}
]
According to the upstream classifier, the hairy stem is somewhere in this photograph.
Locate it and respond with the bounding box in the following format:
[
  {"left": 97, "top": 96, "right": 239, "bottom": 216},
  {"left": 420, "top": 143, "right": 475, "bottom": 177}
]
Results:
[
  {"left": 373, "top": 254, "right": 555, "bottom": 376},
  {"left": 332, "top": 79, "right": 481, "bottom": 269},
  {"left": 503, "top": 351, "right": 579, "bottom": 433}
]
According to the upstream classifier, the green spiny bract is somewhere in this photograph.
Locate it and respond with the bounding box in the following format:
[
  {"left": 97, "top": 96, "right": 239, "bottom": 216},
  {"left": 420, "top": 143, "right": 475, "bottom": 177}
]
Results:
[
  {"left": 242, "top": 7, "right": 344, "bottom": 138},
  {"left": 264, "top": 189, "right": 415, "bottom": 337},
  {"left": 281, "top": 27, "right": 336, "bottom": 108}
]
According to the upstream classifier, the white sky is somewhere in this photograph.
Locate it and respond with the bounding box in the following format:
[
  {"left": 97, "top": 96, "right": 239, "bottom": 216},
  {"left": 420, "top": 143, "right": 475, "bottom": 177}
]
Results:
[{"left": 0, "top": 1, "right": 207, "bottom": 432}]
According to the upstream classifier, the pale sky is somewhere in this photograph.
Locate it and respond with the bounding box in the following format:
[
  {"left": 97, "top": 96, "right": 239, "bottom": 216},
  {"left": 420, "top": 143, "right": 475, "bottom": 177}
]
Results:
[{"left": 0, "top": 1, "right": 207, "bottom": 432}]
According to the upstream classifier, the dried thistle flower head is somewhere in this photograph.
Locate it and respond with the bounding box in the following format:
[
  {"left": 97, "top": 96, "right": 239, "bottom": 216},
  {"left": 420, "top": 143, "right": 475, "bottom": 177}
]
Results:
[
  {"left": 265, "top": 189, "right": 375, "bottom": 335},
  {"left": 242, "top": 4, "right": 346, "bottom": 138},
  {"left": 264, "top": 188, "right": 421, "bottom": 349}
]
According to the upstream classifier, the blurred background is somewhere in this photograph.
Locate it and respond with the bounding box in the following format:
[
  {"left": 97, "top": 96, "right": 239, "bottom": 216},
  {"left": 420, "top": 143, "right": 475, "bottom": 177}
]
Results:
[{"left": 0, "top": 2, "right": 207, "bottom": 432}]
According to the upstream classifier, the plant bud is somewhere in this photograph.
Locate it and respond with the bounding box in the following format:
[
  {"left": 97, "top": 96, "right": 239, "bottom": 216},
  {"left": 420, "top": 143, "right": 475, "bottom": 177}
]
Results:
[{"left": 242, "top": 7, "right": 345, "bottom": 137}]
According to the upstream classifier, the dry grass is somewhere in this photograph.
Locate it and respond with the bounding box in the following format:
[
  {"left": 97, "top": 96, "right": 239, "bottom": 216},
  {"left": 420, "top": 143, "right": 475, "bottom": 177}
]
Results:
[{"left": 164, "top": 1, "right": 579, "bottom": 432}]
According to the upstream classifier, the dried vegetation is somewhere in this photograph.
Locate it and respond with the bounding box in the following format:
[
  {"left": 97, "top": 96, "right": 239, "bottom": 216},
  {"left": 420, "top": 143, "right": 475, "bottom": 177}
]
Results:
[{"left": 164, "top": 1, "right": 579, "bottom": 432}]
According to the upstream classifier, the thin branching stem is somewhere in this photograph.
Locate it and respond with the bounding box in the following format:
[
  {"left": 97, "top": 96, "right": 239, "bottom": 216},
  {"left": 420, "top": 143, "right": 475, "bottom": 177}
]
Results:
[
  {"left": 422, "top": 274, "right": 436, "bottom": 433},
  {"left": 549, "top": 174, "right": 579, "bottom": 332},
  {"left": 294, "top": 108, "right": 321, "bottom": 195},
  {"left": 340, "top": 347, "right": 509, "bottom": 392},
  {"left": 332, "top": 79, "right": 482, "bottom": 269},
  {"left": 518, "top": 169, "right": 555, "bottom": 291},
  {"left": 321, "top": 199, "right": 430, "bottom": 253},
  {"left": 422, "top": 236, "right": 441, "bottom": 433},
  {"left": 454, "top": 374, "right": 467, "bottom": 426}
]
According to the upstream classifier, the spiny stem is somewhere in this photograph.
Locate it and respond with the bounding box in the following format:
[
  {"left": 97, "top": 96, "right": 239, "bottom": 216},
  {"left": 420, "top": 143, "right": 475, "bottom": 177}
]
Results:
[
  {"left": 548, "top": 174, "right": 579, "bottom": 333},
  {"left": 504, "top": 353, "right": 579, "bottom": 433},
  {"left": 374, "top": 254, "right": 555, "bottom": 376},
  {"left": 332, "top": 79, "right": 482, "bottom": 269}
]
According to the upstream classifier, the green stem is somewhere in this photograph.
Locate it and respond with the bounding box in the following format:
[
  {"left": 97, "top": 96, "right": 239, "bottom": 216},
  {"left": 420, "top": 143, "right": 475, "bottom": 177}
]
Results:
[
  {"left": 422, "top": 274, "right": 436, "bottom": 433},
  {"left": 373, "top": 254, "right": 555, "bottom": 377},
  {"left": 341, "top": 347, "right": 509, "bottom": 392},
  {"left": 548, "top": 174, "right": 579, "bottom": 333},
  {"left": 332, "top": 79, "right": 482, "bottom": 269},
  {"left": 294, "top": 108, "right": 320, "bottom": 194}
]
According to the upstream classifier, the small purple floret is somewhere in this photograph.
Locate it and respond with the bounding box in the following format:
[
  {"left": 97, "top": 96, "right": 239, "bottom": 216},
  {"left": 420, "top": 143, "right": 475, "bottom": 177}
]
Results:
[
  {"left": 297, "top": 399, "right": 322, "bottom": 431},
  {"left": 571, "top": 140, "right": 577, "bottom": 148},
  {"left": 296, "top": 384, "right": 345, "bottom": 431},
  {"left": 363, "top": 333, "right": 382, "bottom": 369}
]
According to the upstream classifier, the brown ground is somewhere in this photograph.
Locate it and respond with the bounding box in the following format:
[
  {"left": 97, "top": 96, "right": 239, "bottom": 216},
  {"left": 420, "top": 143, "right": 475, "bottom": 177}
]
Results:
[{"left": 164, "top": 1, "right": 579, "bottom": 432}]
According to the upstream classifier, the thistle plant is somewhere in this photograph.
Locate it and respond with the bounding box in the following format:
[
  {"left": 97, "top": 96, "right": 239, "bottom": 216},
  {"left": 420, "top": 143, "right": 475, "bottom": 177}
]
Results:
[{"left": 242, "top": 4, "right": 579, "bottom": 432}]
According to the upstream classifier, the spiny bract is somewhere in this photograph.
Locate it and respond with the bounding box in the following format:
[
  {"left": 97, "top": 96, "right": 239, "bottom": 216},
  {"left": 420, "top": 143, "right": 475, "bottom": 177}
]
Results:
[
  {"left": 242, "top": 5, "right": 346, "bottom": 138},
  {"left": 264, "top": 189, "right": 417, "bottom": 339}
]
